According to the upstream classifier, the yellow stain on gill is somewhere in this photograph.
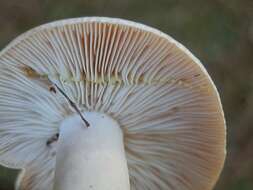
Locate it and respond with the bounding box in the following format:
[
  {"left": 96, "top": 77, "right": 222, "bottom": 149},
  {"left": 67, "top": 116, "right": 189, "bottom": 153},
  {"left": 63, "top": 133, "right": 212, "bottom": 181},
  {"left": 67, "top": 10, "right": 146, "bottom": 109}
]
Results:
[{"left": 22, "top": 66, "right": 207, "bottom": 91}]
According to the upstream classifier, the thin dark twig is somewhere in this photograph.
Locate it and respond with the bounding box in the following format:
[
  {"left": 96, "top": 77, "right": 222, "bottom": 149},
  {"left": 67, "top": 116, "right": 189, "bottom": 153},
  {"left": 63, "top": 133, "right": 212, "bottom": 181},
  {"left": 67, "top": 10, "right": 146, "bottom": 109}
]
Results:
[
  {"left": 52, "top": 82, "right": 90, "bottom": 127},
  {"left": 23, "top": 66, "right": 90, "bottom": 127}
]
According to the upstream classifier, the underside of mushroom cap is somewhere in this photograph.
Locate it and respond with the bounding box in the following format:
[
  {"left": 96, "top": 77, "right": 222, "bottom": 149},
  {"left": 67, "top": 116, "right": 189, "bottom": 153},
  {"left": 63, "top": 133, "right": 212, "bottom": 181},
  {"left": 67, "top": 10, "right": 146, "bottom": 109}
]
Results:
[
  {"left": 0, "top": 17, "right": 226, "bottom": 190},
  {"left": 15, "top": 160, "right": 55, "bottom": 190}
]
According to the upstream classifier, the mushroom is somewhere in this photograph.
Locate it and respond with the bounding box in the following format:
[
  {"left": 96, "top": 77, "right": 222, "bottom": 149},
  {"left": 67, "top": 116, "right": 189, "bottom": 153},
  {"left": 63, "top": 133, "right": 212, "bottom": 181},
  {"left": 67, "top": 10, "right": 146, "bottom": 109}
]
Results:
[{"left": 0, "top": 17, "right": 226, "bottom": 190}]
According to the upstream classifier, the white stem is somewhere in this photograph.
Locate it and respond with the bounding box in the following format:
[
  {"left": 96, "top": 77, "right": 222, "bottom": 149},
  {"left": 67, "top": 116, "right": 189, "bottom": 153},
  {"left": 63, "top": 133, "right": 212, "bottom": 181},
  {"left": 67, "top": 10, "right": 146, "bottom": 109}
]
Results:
[{"left": 54, "top": 112, "right": 130, "bottom": 190}]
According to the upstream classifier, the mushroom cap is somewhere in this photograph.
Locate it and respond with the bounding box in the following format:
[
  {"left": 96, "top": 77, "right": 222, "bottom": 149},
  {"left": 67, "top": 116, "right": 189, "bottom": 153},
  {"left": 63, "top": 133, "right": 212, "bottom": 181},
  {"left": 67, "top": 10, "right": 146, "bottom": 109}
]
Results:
[{"left": 0, "top": 17, "right": 226, "bottom": 190}]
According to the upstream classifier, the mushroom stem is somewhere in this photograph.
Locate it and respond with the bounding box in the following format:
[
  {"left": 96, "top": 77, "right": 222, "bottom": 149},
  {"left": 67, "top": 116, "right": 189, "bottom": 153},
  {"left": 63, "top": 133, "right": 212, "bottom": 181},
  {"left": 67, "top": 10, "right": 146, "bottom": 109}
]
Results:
[{"left": 54, "top": 112, "right": 130, "bottom": 190}]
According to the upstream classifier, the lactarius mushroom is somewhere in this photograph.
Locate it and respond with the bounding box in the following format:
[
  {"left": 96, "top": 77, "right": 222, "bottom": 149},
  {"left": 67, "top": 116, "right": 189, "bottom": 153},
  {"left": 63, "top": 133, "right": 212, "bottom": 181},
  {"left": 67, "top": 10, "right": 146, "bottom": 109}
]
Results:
[{"left": 0, "top": 17, "right": 226, "bottom": 190}]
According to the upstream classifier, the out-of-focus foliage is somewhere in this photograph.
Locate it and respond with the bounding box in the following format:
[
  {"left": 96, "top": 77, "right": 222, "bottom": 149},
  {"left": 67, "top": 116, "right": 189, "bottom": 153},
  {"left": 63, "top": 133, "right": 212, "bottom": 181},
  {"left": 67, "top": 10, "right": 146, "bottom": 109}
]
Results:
[{"left": 0, "top": 0, "right": 253, "bottom": 189}]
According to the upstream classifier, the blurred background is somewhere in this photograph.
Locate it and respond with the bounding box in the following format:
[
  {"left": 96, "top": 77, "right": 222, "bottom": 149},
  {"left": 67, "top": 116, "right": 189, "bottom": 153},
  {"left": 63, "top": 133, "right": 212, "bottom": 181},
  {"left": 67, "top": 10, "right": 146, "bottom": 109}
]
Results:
[{"left": 0, "top": 0, "right": 252, "bottom": 189}]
